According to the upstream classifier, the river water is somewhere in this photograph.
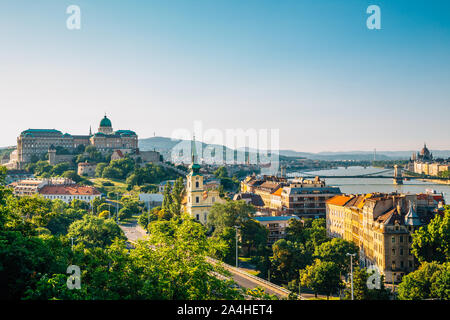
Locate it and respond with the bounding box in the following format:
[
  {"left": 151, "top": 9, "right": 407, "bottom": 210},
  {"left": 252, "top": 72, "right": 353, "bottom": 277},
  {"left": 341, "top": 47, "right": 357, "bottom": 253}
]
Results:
[{"left": 288, "top": 166, "right": 449, "bottom": 202}]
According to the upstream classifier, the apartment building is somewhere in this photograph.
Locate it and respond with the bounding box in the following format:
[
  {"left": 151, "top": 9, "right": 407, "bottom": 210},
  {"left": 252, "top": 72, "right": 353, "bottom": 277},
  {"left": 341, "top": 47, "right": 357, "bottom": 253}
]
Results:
[
  {"left": 241, "top": 175, "right": 341, "bottom": 218},
  {"left": 326, "top": 192, "right": 444, "bottom": 284}
]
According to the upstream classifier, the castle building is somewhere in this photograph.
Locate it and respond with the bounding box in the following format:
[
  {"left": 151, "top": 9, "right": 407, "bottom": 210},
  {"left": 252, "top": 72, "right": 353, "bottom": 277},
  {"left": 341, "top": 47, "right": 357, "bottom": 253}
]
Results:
[
  {"left": 183, "top": 138, "right": 224, "bottom": 224},
  {"left": 9, "top": 115, "right": 138, "bottom": 168}
]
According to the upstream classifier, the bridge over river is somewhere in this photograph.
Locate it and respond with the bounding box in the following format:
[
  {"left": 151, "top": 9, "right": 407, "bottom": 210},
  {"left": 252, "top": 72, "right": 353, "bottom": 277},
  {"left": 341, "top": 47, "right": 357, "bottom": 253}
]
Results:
[{"left": 288, "top": 168, "right": 449, "bottom": 182}]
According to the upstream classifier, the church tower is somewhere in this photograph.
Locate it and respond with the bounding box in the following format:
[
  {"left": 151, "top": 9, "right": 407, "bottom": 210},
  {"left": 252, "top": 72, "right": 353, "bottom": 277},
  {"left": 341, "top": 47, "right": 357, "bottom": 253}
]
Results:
[{"left": 184, "top": 136, "right": 223, "bottom": 224}]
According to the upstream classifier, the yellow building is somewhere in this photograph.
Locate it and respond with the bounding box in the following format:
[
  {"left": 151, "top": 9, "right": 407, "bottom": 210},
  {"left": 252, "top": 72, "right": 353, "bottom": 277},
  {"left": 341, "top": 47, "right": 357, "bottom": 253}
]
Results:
[{"left": 326, "top": 193, "right": 442, "bottom": 283}]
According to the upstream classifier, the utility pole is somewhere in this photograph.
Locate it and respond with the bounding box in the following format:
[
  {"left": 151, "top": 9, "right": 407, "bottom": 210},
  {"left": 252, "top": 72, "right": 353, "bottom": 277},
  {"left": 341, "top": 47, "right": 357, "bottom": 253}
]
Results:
[
  {"left": 70, "top": 237, "right": 76, "bottom": 250},
  {"left": 116, "top": 193, "right": 119, "bottom": 223},
  {"left": 147, "top": 200, "right": 150, "bottom": 233},
  {"left": 234, "top": 225, "right": 240, "bottom": 268},
  {"left": 346, "top": 253, "right": 356, "bottom": 300}
]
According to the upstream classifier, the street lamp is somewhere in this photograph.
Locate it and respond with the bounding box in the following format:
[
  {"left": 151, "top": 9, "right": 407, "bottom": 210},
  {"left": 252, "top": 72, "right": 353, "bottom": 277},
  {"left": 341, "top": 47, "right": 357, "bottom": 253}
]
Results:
[
  {"left": 234, "top": 225, "right": 240, "bottom": 268},
  {"left": 346, "top": 253, "right": 356, "bottom": 300}
]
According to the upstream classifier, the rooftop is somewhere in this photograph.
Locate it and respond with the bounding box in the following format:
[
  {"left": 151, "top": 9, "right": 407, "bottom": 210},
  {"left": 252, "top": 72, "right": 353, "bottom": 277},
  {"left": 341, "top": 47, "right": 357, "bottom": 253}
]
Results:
[
  {"left": 39, "top": 185, "right": 101, "bottom": 196},
  {"left": 326, "top": 195, "right": 354, "bottom": 206}
]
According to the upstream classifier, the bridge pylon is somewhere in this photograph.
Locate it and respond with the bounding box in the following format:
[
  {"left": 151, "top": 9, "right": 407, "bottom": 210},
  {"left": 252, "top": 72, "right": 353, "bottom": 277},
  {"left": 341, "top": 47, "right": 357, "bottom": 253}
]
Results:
[{"left": 393, "top": 165, "right": 403, "bottom": 185}]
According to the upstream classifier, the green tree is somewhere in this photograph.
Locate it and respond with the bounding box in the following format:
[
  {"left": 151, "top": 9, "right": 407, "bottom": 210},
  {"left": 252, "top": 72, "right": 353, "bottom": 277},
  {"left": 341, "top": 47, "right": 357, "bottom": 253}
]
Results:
[
  {"left": 300, "top": 259, "right": 343, "bottom": 299},
  {"left": 314, "top": 238, "right": 359, "bottom": 275},
  {"left": 169, "top": 177, "right": 185, "bottom": 216},
  {"left": 67, "top": 215, "right": 126, "bottom": 248},
  {"left": 209, "top": 226, "right": 237, "bottom": 265},
  {"left": 62, "top": 170, "right": 82, "bottom": 183},
  {"left": 398, "top": 261, "right": 449, "bottom": 300},
  {"left": 285, "top": 218, "right": 307, "bottom": 243},
  {"left": 161, "top": 182, "right": 173, "bottom": 211},
  {"left": 138, "top": 208, "right": 158, "bottom": 230},
  {"left": 0, "top": 165, "right": 7, "bottom": 184},
  {"left": 95, "top": 162, "right": 108, "bottom": 177},
  {"left": 207, "top": 200, "right": 255, "bottom": 235},
  {"left": 271, "top": 239, "right": 312, "bottom": 284},
  {"left": 412, "top": 208, "right": 450, "bottom": 263},
  {"left": 0, "top": 231, "right": 71, "bottom": 299},
  {"left": 51, "top": 162, "right": 72, "bottom": 176},
  {"left": 240, "top": 219, "right": 268, "bottom": 256},
  {"left": 46, "top": 208, "right": 84, "bottom": 235},
  {"left": 142, "top": 218, "right": 243, "bottom": 299}
]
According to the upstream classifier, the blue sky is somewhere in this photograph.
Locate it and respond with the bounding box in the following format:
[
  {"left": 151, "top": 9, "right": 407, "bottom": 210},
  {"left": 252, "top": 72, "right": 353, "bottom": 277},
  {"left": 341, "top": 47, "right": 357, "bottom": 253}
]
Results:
[{"left": 0, "top": 0, "right": 449, "bottom": 152}]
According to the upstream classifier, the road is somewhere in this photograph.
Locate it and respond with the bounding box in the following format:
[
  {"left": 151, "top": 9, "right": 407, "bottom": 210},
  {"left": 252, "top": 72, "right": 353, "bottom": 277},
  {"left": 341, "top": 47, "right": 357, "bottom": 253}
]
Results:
[{"left": 119, "top": 220, "right": 147, "bottom": 242}]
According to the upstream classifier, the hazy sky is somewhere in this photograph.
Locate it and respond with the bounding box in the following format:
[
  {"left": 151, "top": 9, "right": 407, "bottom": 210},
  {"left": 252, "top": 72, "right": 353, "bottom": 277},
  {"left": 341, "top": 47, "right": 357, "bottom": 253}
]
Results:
[{"left": 0, "top": 0, "right": 449, "bottom": 152}]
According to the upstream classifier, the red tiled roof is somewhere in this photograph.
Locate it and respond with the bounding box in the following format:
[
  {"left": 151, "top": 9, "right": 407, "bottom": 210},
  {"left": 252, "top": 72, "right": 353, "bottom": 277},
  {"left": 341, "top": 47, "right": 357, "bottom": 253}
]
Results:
[{"left": 39, "top": 185, "right": 101, "bottom": 196}]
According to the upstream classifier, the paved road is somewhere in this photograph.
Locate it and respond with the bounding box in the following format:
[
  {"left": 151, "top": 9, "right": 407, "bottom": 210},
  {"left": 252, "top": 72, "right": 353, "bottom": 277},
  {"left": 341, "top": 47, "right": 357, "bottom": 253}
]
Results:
[{"left": 119, "top": 220, "right": 147, "bottom": 242}]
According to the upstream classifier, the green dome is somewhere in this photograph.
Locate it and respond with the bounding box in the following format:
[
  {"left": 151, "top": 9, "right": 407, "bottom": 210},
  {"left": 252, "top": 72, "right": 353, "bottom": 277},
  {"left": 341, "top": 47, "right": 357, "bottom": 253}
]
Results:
[{"left": 100, "top": 116, "right": 112, "bottom": 127}]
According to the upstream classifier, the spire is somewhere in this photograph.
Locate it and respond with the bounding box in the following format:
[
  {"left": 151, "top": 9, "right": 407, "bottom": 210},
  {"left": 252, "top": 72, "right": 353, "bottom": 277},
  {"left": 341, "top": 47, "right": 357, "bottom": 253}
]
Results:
[
  {"left": 189, "top": 135, "right": 201, "bottom": 175},
  {"left": 191, "top": 135, "right": 197, "bottom": 165},
  {"left": 405, "top": 201, "right": 422, "bottom": 226},
  {"left": 89, "top": 126, "right": 92, "bottom": 136}
]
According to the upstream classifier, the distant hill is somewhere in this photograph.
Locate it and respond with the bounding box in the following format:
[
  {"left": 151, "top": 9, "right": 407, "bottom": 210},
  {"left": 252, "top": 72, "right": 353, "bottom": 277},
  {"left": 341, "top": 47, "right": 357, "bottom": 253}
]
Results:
[
  {"left": 138, "top": 137, "right": 450, "bottom": 162},
  {"left": 0, "top": 146, "right": 15, "bottom": 158},
  {"left": 138, "top": 136, "right": 290, "bottom": 163},
  {"left": 276, "top": 149, "right": 450, "bottom": 161}
]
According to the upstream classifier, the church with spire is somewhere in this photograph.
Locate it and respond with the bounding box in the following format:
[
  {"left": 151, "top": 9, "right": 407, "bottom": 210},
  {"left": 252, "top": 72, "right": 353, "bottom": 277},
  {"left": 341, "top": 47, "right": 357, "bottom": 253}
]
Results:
[{"left": 182, "top": 137, "right": 224, "bottom": 224}]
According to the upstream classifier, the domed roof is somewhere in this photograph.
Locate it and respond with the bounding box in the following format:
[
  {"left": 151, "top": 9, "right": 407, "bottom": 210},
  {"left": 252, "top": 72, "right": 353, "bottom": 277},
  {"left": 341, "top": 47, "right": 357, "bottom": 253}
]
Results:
[
  {"left": 420, "top": 143, "right": 430, "bottom": 155},
  {"left": 100, "top": 115, "right": 112, "bottom": 128}
]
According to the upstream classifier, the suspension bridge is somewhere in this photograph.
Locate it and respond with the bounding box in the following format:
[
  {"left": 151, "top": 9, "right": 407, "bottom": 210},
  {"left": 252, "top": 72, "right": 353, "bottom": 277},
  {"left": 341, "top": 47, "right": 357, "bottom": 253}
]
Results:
[{"left": 287, "top": 167, "right": 449, "bottom": 184}]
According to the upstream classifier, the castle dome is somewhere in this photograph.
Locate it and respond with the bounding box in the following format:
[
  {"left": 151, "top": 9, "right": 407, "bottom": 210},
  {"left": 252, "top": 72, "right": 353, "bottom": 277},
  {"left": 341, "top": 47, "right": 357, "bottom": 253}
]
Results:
[{"left": 100, "top": 115, "right": 112, "bottom": 128}]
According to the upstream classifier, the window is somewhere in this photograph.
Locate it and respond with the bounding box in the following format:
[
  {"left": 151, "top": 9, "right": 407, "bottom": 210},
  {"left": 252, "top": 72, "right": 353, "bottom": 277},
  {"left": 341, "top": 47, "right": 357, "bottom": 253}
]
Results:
[
  {"left": 196, "top": 182, "right": 199, "bottom": 188},
  {"left": 196, "top": 214, "right": 199, "bottom": 220},
  {"left": 400, "top": 236, "right": 403, "bottom": 243},
  {"left": 392, "top": 236, "right": 395, "bottom": 243},
  {"left": 400, "top": 248, "right": 403, "bottom": 256},
  {"left": 400, "top": 261, "right": 404, "bottom": 268},
  {"left": 196, "top": 197, "right": 199, "bottom": 203},
  {"left": 392, "top": 248, "right": 396, "bottom": 255}
]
